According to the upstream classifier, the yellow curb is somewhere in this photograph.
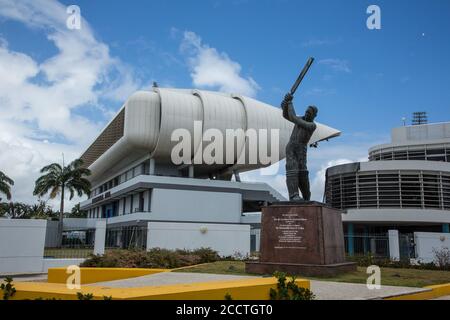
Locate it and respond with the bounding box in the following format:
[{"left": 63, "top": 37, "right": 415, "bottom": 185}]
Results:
[{"left": 385, "top": 283, "right": 450, "bottom": 300}]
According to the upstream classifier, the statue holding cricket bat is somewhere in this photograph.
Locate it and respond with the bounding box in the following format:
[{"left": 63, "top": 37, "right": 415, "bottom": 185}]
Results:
[
  {"left": 246, "top": 62, "right": 355, "bottom": 276},
  {"left": 282, "top": 57, "right": 317, "bottom": 202}
]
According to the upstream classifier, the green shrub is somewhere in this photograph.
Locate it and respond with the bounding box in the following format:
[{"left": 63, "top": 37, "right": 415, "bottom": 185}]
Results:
[
  {"left": 80, "top": 248, "right": 220, "bottom": 269},
  {"left": 347, "top": 253, "right": 450, "bottom": 271},
  {"left": 190, "top": 247, "right": 220, "bottom": 263},
  {"left": 1, "top": 277, "right": 16, "bottom": 300},
  {"left": 77, "top": 292, "right": 94, "bottom": 300},
  {"left": 269, "top": 272, "right": 315, "bottom": 300}
]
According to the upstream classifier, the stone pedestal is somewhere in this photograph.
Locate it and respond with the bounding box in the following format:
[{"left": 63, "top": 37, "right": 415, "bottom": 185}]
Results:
[{"left": 246, "top": 202, "right": 356, "bottom": 276}]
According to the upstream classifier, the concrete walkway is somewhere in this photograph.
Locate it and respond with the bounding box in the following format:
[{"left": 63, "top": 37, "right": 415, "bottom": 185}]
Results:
[
  {"left": 90, "top": 272, "right": 428, "bottom": 300},
  {"left": 309, "top": 280, "right": 427, "bottom": 300},
  {"left": 91, "top": 272, "right": 256, "bottom": 288},
  {"left": 1, "top": 273, "right": 48, "bottom": 282},
  {"left": 433, "top": 295, "right": 450, "bottom": 300}
]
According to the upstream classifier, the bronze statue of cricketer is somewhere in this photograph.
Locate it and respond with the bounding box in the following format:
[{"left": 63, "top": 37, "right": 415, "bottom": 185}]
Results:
[{"left": 282, "top": 57, "right": 317, "bottom": 201}]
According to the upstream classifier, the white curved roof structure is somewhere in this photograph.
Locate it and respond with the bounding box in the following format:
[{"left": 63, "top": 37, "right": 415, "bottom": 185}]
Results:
[{"left": 81, "top": 88, "right": 340, "bottom": 180}]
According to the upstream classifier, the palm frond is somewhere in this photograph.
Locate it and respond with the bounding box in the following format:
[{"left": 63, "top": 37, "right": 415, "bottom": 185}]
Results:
[
  {"left": 0, "top": 171, "right": 14, "bottom": 186},
  {"left": 34, "top": 158, "right": 90, "bottom": 204},
  {"left": 0, "top": 171, "right": 14, "bottom": 200},
  {"left": 40, "top": 163, "right": 62, "bottom": 174},
  {"left": 0, "top": 182, "right": 12, "bottom": 200},
  {"left": 49, "top": 185, "right": 61, "bottom": 199}
]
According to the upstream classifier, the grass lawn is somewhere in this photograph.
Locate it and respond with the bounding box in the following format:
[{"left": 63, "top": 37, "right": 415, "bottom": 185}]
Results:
[{"left": 180, "top": 261, "right": 450, "bottom": 288}]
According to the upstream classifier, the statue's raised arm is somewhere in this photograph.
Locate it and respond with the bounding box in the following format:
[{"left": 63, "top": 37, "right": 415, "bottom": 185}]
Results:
[{"left": 282, "top": 94, "right": 316, "bottom": 132}]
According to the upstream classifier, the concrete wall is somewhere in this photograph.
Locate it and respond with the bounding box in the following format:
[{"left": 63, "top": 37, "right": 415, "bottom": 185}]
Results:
[
  {"left": 147, "top": 222, "right": 250, "bottom": 257},
  {"left": 63, "top": 218, "right": 98, "bottom": 230},
  {"left": 151, "top": 188, "right": 242, "bottom": 223},
  {"left": 343, "top": 208, "right": 450, "bottom": 224},
  {"left": 45, "top": 221, "right": 59, "bottom": 247},
  {"left": 0, "top": 219, "right": 47, "bottom": 274},
  {"left": 415, "top": 232, "right": 450, "bottom": 263},
  {"left": 392, "top": 122, "right": 450, "bottom": 143}
]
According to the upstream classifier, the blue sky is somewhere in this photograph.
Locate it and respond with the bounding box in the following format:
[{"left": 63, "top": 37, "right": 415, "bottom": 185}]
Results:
[
  {"left": 1, "top": 0, "right": 449, "bottom": 205},
  {"left": 65, "top": 0, "right": 450, "bottom": 129}
]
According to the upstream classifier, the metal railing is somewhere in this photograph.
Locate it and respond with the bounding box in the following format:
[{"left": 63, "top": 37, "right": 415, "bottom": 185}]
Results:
[
  {"left": 44, "top": 229, "right": 95, "bottom": 259},
  {"left": 344, "top": 233, "right": 390, "bottom": 258},
  {"left": 105, "top": 226, "right": 147, "bottom": 250}
]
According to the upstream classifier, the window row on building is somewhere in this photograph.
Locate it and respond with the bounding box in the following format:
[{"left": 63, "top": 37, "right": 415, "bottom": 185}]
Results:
[
  {"left": 325, "top": 170, "right": 450, "bottom": 210},
  {"left": 87, "top": 190, "right": 152, "bottom": 218},
  {"left": 89, "top": 161, "right": 150, "bottom": 198},
  {"left": 369, "top": 145, "right": 450, "bottom": 162}
]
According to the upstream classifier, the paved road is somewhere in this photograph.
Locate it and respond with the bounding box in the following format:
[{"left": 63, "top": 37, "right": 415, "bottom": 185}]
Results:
[{"left": 433, "top": 295, "right": 450, "bottom": 300}]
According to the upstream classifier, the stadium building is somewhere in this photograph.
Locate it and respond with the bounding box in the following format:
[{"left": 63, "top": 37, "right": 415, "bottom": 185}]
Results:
[
  {"left": 79, "top": 88, "right": 340, "bottom": 255},
  {"left": 324, "top": 119, "right": 450, "bottom": 256}
]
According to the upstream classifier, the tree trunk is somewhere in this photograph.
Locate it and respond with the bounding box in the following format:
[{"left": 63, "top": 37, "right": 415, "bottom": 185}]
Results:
[
  {"left": 9, "top": 201, "right": 14, "bottom": 218},
  {"left": 58, "top": 186, "right": 65, "bottom": 247}
]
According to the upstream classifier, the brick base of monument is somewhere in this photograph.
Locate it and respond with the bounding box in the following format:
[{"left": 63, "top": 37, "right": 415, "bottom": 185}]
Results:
[{"left": 245, "top": 202, "right": 356, "bottom": 277}]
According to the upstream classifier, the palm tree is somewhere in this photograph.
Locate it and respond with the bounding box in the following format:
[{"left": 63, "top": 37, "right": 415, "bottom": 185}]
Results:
[
  {"left": 34, "top": 159, "right": 91, "bottom": 244},
  {"left": 0, "top": 171, "right": 14, "bottom": 202},
  {"left": 29, "top": 200, "right": 57, "bottom": 219},
  {"left": 70, "top": 203, "right": 88, "bottom": 218}
]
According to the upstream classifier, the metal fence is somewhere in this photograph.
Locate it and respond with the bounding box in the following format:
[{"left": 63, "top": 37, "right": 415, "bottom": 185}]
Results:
[
  {"left": 44, "top": 229, "right": 95, "bottom": 259},
  {"left": 105, "top": 226, "right": 147, "bottom": 250},
  {"left": 399, "top": 233, "right": 416, "bottom": 259},
  {"left": 344, "top": 233, "right": 390, "bottom": 258}
]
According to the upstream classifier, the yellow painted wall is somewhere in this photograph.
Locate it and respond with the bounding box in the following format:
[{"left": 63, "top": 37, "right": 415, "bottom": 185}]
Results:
[
  {"left": 11, "top": 278, "right": 310, "bottom": 300},
  {"left": 47, "top": 267, "right": 168, "bottom": 284}
]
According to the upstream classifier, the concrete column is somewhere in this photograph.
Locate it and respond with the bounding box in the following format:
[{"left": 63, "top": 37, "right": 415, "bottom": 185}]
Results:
[
  {"left": 149, "top": 158, "right": 155, "bottom": 175},
  {"left": 347, "top": 223, "right": 354, "bottom": 256},
  {"left": 188, "top": 165, "right": 194, "bottom": 178},
  {"left": 388, "top": 229, "right": 400, "bottom": 261},
  {"left": 443, "top": 224, "right": 450, "bottom": 233},
  {"left": 146, "top": 222, "right": 152, "bottom": 251},
  {"left": 363, "top": 226, "right": 369, "bottom": 254},
  {"left": 94, "top": 220, "right": 106, "bottom": 255},
  {"left": 255, "top": 229, "right": 261, "bottom": 252}
]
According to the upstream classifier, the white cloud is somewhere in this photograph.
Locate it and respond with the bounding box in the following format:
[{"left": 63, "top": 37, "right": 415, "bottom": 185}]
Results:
[
  {"left": 319, "top": 58, "right": 351, "bottom": 73},
  {"left": 180, "top": 31, "right": 260, "bottom": 97},
  {"left": 0, "top": 119, "right": 82, "bottom": 209},
  {"left": 0, "top": 0, "right": 141, "bottom": 209},
  {"left": 241, "top": 161, "right": 289, "bottom": 200}
]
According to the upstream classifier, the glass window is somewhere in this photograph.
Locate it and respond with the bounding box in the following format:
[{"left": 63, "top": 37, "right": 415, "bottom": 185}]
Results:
[{"left": 426, "top": 148, "right": 445, "bottom": 155}]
